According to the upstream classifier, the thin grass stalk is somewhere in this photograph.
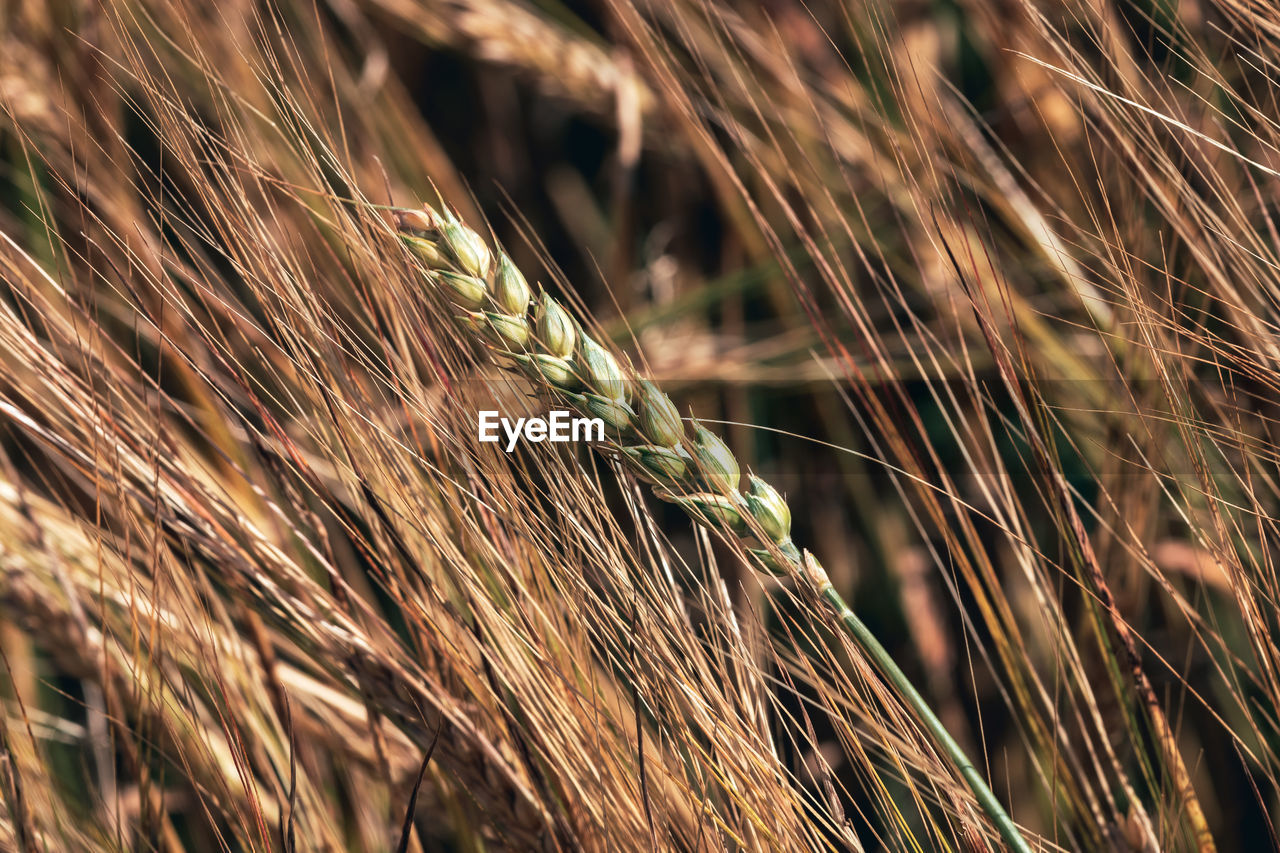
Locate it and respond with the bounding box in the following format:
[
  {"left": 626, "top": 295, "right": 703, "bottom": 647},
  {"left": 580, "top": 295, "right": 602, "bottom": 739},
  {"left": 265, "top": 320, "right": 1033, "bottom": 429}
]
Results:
[
  {"left": 811, "top": 566, "right": 1031, "bottom": 853},
  {"left": 391, "top": 200, "right": 1033, "bottom": 852}
]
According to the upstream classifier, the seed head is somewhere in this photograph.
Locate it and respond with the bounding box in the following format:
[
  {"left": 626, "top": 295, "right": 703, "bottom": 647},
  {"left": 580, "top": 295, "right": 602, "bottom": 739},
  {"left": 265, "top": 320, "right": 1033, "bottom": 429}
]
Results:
[
  {"left": 433, "top": 270, "right": 487, "bottom": 310},
  {"left": 493, "top": 253, "right": 531, "bottom": 316},
  {"left": 746, "top": 475, "right": 791, "bottom": 543},
  {"left": 394, "top": 207, "right": 439, "bottom": 234},
  {"left": 748, "top": 548, "right": 791, "bottom": 578},
  {"left": 535, "top": 292, "right": 576, "bottom": 358},
  {"left": 801, "top": 550, "right": 830, "bottom": 589},
  {"left": 401, "top": 234, "right": 447, "bottom": 268},
  {"left": 636, "top": 381, "right": 684, "bottom": 447},
  {"left": 467, "top": 312, "right": 529, "bottom": 349},
  {"left": 662, "top": 492, "right": 750, "bottom": 536},
  {"left": 578, "top": 336, "right": 630, "bottom": 403},
  {"left": 690, "top": 422, "right": 739, "bottom": 493},
  {"left": 441, "top": 221, "right": 492, "bottom": 279},
  {"left": 514, "top": 353, "right": 579, "bottom": 391},
  {"left": 575, "top": 393, "right": 634, "bottom": 432},
  {"left": 623, "top": 444, "right": 689, "bottom": 485},
  {"left": 748, "top": 539, "right": 800, "bottom": 578}
]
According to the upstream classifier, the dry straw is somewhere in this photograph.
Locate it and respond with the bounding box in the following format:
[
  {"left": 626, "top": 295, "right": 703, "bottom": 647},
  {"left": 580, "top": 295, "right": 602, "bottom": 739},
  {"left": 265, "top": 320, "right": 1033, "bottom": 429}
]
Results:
[{"left": 393, "top": 202, "right": 1034, "bottom": 853}]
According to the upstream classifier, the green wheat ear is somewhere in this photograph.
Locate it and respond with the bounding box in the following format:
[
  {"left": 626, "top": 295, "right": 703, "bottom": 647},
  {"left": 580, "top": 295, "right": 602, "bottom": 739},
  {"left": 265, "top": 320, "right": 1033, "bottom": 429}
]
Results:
[{"left": 392, "top": 203, "right": 1034, "bottom": 853}]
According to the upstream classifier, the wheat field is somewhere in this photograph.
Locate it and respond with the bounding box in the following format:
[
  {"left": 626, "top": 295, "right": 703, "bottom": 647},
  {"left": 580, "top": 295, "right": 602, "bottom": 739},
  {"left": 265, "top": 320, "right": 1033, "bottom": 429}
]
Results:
[{"left": 1, "top": 0, "right": 1279, "bottom": 850}]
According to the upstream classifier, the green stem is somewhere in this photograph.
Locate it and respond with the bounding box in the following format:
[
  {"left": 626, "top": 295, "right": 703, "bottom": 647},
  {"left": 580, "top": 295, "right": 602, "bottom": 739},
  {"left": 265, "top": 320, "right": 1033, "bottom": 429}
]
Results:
[{"left": 818, "top": 584, "right": 1033, "bottom": 853}]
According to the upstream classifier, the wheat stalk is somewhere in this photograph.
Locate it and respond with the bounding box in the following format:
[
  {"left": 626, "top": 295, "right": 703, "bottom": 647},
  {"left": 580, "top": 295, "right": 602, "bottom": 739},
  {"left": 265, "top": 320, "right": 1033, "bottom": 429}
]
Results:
[{"left": 392, "top": 202, "right": 1035, "bottom": 853}]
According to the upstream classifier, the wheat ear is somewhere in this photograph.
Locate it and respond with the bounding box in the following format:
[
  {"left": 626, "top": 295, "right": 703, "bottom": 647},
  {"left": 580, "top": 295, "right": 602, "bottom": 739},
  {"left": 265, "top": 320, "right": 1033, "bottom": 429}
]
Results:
[{"left": 393, "top": 203, "right": 1034, "bottom": 853}]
